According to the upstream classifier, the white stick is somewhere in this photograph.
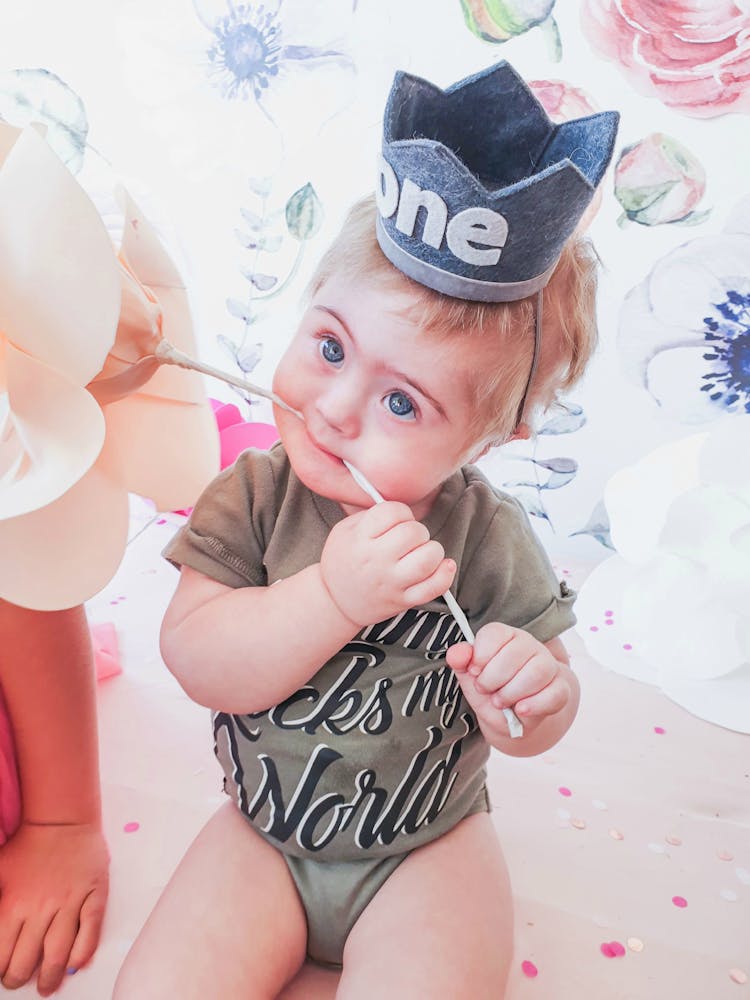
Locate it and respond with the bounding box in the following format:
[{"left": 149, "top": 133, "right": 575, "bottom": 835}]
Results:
[
  {"left": 152, "top": 344, "right": 523, "bottom": 738},
  {"left": 344, "top": 461, "right": 524, "bottom": 739}
]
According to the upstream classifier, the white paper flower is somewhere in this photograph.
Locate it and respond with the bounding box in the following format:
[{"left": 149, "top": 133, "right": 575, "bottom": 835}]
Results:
[
  {"left": 618, "top": 196, "right": 750, "bottom": 423},
  {"left": 0, "top": 124, "right": 218, "bottom": 610},
  {"left": 576, "top": 417, "right": 750, "bottom": 733}
]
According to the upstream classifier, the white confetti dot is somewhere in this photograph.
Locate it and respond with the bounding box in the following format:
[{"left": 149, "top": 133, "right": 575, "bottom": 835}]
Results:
[
  {"left": 648, "top": 842, "right": 667, "bottom": 854},
  {"left": 735, "top": 867, "right": 750, "bottom": 885},
  {"left": 592, "top": 799, "right": 608, "bottom": 811},
  {"left": 720, "top": 889, "right": 739, "bottom": 902},
  {"left": 557, "top": 808, "right": 572, "bottom": 820}
]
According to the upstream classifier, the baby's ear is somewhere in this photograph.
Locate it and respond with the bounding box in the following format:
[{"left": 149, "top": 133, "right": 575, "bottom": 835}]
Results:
[{"left": 508, "top": 422, "right": 531, "bottom": 442}]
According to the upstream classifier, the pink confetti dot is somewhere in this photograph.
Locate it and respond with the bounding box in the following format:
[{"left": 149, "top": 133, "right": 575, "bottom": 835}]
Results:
[
  {"left": 562, "top": 569, "right": 570, "bottom": 575},
  {"left": 589, "top": 625, "right": 599, "bottom": 632},
  {"left": 654, "top": 726, "right": 666, "bottom": 735},
  {"left": 605, "top": 620, "right": 614, "bottom": 626},
  {"left": 604, "top": 610, "right": 614, "bottom": 617},
  {"left": 123, "top": 821, "right": 140, "bottom": 833},
  {"left": 672, "top": 895, "right": 688, "bottom": 908},
  {"left": 521, "top": 960, "right": 538, "bottom": 978},
  {"left": 623, "top": 643, "right": 633, "bottom": 651},
  {"left": 600, "top": 941, "right": 626, "bottom": 958},
  {"left": 156, "top": 518, "right": 168, "bottom": 524},
  {"left": 558, "top": 786, "right": 572, "bottom": 797}
]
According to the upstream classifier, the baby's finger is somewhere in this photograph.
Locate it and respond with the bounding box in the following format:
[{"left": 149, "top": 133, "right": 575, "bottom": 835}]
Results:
[
  {"left": 509, "top": 675, "right": 570, "bottom": 719},
  {"left": 358, "top": 500, "right": 415, "bottom": 537},
  {"left": 67, "top": 887, "right": 107, "bottom": 973},
  {"left": 36, "top": 907, "right": 79, "bottom": 997},
  {"left": 402, "top": 557, "right": 456, "bottom": 607},
  {"left": 488, "top": 651, "right": 559, "bottom": 707},
  {"left": 471, "top": 631, "right": 538, "bottom": 690},
  {"left": 379, "top": 519, "right": 431, "bottom": 560},
  {"left": 396, "top": 539, "right": 446, "bottom": 587},
  {"left": 446, "top": 641, "right": 473, "bottom": 673},
  {"left": 468, "top": 622, "right": 518, "bottom": 673}
]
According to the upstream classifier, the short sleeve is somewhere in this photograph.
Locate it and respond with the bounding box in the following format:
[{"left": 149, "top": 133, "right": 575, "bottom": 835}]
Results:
[
  {"left": 163, "top": 448, "right": 279, "bottom": 589},
  {"left": 455, "top": 493, "right": 576, "bottom": 644}
]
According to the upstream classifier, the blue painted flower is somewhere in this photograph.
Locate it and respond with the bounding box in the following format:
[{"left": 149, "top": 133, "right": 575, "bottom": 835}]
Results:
[
  {"left": 618, "top": 196, "right": 750, "bottom": 422},
  {"left": 117, "top": 0, "right": 356, "bottom": 170},
  {"left": 196, "top": 0, "right": 354, "bottom": 120}
]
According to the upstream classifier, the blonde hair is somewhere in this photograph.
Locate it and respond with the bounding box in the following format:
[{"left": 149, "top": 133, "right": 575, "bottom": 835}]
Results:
[{"left": 307, "top": 196, "right": 600, "bottom": 447}]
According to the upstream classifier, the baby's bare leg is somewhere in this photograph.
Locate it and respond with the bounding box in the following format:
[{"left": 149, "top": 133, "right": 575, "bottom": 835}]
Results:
[
  {"left": 338, "top": 813, "right": 513, "bottom": 1000},
  {"left": 114, "top": 801, "right": 308, "bottom": 1000}
]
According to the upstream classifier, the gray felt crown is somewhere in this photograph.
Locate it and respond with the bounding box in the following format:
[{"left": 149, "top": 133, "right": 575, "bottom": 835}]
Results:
[{"left": 375, "top": 61, "right": 620, "bottom": 302}]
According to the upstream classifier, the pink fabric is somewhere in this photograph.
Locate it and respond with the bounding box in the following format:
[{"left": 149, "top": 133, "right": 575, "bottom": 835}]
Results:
[
  {"left": 0, "top": 685, "right": 21, "bottom": 846},
  {"left": 91, "top": 621, "right": 122, "bottom": 680}
]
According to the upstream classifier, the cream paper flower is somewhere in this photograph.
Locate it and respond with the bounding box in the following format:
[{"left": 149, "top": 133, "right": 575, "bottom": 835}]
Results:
[{"left": 0, "top": 123, "right": 219, "bottom": 610}]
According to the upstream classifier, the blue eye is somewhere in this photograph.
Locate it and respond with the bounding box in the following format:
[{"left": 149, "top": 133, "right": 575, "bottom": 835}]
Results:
[
  {"left": 320, "top": 336, "right": 344, "bottom": 365},
  {"left": 385, "top": 391, "right": 416, "bottom": 420}
]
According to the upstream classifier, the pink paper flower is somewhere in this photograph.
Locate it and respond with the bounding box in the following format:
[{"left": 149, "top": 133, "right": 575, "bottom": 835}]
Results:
[
  {"left": 614, "top": 133, "right": 709, "bottom": 226},
  {"left": 582, "top": 0, "right": 750, "bottom": 118}
]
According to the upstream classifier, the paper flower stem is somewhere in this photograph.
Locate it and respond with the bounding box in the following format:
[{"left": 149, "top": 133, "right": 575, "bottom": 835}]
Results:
[
  {"left": 343, "top": 460, "right": 524, "bottom": 739},
  {"left": 154, "top": 341, "right": 301, "bottom": 416}
]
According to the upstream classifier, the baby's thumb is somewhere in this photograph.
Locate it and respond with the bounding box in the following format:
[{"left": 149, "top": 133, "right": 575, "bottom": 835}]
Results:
[{"left": 446, "top": 641, "right": 473, "bottom": 673}]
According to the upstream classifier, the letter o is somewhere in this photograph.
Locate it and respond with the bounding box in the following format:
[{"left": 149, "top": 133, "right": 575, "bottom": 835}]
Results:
[{"left": 376, "top": 154, "right": 399, "bottom": 218}]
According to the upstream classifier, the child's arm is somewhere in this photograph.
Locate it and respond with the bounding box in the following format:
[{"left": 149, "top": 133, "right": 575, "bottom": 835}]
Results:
[
  {"left": 162, "top": 501, "right": 457, "bottom": 714},
  {"left": 446, "top": 624, "right": 579, "bottom": 757},
  {"left": 0, "top": 600, "right": 109, "bottom": 997}
]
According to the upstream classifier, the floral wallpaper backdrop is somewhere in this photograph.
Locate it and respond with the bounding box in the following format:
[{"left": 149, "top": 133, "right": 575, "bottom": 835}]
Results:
[{"left": 2, "top": 0, "right": 749, "bottom": 729}]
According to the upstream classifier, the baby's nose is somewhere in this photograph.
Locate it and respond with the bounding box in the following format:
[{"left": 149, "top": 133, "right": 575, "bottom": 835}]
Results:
[{"left": 315, "top": 379, "right": 362, "bottom": 438}]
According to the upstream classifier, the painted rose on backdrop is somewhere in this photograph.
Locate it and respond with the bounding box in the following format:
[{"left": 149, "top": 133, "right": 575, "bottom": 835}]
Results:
[
  {"left": 614, "top": 133, "right": 709, "bottom": 227},
  {"left": 582, "top": 0, "right": 750, "bottom": 118},
  {"left": 618, "top": 195, "right": 750, "bottom": 423},
  {"left": 529, "top": 78, "right": 604, "bottom": 231}
]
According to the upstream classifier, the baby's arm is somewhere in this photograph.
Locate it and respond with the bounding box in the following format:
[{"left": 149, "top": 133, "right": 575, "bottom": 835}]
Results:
[
  {"left": 447, "top": 625, "right": 579, "bottom": 757},
  {"left": 162, "top": 501, "right": 456, "bottom": 714},
  {"left": 0, "top": 601, "right": 109, "bottom": 997}
]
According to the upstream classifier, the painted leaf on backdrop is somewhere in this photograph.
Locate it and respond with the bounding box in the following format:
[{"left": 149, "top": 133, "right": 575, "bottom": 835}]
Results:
[
  {"left": 506, "top": 486, "right": 550, "bottom": 522},
  {"left": 248, "top": 176, "right": 274, "bottom": 198},
  {"left": 286, "top": 183, "right": 324, "bottom": 241},
  {"left": 0, "top": 68, "right": 88, "bottom": 173},
  {"left": 538, "top": 401, "right": 586, "bottom": 435},
  {"left": 570, "top": 499, "right": 614, "bottom": 549},
  {"left": 240, "top": 208, "right": 265, "bottom": 231},
  {"left": 249, "top": 273, "right": 278, "bottom": 292},
  {"left": 217, "top": 334, "right": 263, "bottom": 374},
  {"left": 507, "top": 456, "right": 577, "bottom": 490},
  {"left": 226, "top": 298, "right": 254, "bottom": 323}
]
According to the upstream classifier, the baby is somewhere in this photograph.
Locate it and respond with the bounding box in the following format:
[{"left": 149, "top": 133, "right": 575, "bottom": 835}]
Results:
[{"left": 116, "top": 63, "right": 617, "bottom": 998}]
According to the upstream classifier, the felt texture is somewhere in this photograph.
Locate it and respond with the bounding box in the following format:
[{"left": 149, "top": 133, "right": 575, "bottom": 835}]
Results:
[{"left": 377, "top": 61, "right": 619, "bottom": 299}]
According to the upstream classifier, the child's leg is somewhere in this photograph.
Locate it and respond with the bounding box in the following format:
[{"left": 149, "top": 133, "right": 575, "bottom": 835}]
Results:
[
  {"left": 338, "top": 813, "right": 513, "bottom": 1000},
  {"left": 114, "top": 801, "right": 308, "bottom": 1000}
]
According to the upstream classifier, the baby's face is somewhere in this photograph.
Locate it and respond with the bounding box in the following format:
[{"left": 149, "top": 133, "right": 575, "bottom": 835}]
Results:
[{"left": 272, "top": 276, "right": 482, "bottom": 518}]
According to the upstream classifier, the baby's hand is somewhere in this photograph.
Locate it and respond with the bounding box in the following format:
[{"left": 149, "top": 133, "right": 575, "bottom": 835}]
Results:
[
  {"left": 446, "top": 622, "right": 571, "bottom": 743},
  {"left": 320, "top": 501, "right": 456, "bottom": 627}
]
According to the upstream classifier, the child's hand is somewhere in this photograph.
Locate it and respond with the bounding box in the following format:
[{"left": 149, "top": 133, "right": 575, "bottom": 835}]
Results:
[
  {"left": 446, "top": 622, "right": 573, "bottom": 745},
  {"left": 0, "top": 821, "right": 109, "bottom": 996},
  {"left": 320, "top": 501, "right": 456, "bottom": 627}
]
